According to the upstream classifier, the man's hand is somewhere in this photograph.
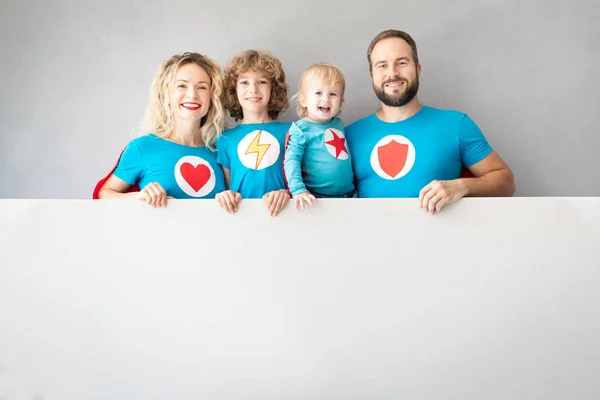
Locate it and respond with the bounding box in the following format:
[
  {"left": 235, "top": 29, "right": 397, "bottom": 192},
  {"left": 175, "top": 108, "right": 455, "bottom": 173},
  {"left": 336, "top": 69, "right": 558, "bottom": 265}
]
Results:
[{"left": 418, "top": 179, "right": 468, "bottom": 215}]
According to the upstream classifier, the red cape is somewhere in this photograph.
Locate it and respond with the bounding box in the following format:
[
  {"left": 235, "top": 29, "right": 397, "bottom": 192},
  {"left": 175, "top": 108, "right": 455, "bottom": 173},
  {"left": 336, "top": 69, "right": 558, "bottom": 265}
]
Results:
[
  {"left": 460, "top": 168, "right": 474, "bottom": 178},
  {"left": 281, "top": 131, "right": 292, "bottom": 194},
  {"left": 92, "top": 149, "right": 139, "bottom": 199}
]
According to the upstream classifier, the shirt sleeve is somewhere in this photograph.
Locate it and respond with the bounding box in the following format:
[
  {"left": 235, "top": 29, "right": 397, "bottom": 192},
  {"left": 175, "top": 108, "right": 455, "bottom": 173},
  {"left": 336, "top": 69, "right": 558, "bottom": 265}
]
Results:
[
  {"left": 216, "top": 135, "right": 231, "bottom": 169},
  {"left": 113, "top": 140, "right": 144, "bottom": 185},
  {"left": 283, "top": 122, "right": 309, "bottom": 196},
  {"left": 459, "top": 114, "right": 493, "bottom": 167}
]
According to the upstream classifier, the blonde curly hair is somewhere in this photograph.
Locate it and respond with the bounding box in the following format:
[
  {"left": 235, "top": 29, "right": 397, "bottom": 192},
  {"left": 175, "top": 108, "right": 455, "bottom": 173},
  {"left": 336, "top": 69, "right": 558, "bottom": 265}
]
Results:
[
  {"left": 142, "top": 52, "right": 225, "bottom": 150},
  {"left": 223, "top": 49, "right": 289, "bottom": 121}
]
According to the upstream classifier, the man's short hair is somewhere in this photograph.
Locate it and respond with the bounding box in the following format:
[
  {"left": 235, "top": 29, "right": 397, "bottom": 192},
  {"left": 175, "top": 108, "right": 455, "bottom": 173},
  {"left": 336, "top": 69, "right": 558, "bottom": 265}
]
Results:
[{"left": 367, "top": 30, "right": 419, "bottom": 71}]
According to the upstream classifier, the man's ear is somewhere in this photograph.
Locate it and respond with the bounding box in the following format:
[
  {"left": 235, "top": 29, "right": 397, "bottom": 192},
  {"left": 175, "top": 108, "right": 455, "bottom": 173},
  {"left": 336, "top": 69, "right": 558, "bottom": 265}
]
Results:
[{"left": 417, "top": 63, "right": 422, "bottom": 76}]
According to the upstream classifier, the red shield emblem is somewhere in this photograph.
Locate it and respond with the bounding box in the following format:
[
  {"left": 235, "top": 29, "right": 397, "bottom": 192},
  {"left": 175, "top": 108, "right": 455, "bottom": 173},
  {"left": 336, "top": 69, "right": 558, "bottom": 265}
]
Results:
[{"left": 378, "top": 140, "right": 408, "bottom": 178}]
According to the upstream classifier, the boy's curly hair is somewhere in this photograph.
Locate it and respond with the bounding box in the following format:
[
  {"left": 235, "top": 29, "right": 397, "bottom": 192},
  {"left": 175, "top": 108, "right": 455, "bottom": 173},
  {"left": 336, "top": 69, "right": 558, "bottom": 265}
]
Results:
[{"left": 223, "top": 49, "right": 289, "bottom": 121}]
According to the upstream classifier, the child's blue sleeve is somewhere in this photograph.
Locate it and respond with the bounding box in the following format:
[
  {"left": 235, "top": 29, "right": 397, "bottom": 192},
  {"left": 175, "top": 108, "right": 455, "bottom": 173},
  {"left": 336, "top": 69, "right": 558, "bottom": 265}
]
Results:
[
  {"left": 283, "top": 123, "right": 309, "bottom": 196},
  {"left": 113, "top": 140, "right": 143, "bottom": 185},
  {"left": 216, "top": 135, "right": 230, "bottom": 169},
  {"left": 459, "top": 114, "right": 493, "bottom": 167}
]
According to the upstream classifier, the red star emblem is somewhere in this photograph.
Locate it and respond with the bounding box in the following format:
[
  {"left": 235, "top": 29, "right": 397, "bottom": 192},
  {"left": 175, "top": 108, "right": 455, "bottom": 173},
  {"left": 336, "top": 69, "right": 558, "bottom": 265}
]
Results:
[{"left": 325, "top": 129, "right": 348, "bottom": 158}]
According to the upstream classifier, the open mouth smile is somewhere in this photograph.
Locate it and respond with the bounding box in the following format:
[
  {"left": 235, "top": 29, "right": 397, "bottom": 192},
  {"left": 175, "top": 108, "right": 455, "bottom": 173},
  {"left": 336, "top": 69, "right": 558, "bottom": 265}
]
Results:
[{"left": 181, "top": 102, "right": 201, "bottom": 111}]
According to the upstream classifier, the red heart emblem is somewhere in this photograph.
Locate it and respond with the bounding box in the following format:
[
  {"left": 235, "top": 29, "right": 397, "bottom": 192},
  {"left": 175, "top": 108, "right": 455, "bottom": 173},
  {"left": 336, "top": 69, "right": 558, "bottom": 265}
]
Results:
[{"left": 180, "top": 162, "right": 211, "bottom": 192}]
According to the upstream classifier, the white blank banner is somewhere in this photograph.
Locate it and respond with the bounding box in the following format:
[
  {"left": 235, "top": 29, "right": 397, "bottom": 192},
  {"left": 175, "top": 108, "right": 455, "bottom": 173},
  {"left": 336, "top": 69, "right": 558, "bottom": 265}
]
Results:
[{"left": 0, "top": 198, "right": 599, "bottom": 400}]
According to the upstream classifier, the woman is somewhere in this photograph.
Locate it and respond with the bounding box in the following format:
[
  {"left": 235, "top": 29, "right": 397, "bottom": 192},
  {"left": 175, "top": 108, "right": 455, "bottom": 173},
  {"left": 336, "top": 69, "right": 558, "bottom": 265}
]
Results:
[{"left": 95, "top": 52, "right": 226, "bottom": 207}]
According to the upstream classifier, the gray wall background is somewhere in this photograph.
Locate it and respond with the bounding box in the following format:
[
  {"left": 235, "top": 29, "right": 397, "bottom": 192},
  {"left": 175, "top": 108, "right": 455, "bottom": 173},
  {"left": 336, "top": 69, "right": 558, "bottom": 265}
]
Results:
[{"left": 1, "top": 0, "right": 598, "bottom": 198}]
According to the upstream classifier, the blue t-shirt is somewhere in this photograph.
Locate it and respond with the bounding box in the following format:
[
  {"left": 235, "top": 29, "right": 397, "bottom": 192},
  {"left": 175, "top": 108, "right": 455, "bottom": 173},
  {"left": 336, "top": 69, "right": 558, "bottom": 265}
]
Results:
[
  {"left": 113, "top": 134, "right": 226, "bottom": 199},
  {"left": 283, "top": 118, "right": 355, "bottom": 197},
  {"left": 345, "top": 106, "right": 493, "bottom": 198},
  {"left": 216, "top": 121, "right": 290, "bottom": 198}
]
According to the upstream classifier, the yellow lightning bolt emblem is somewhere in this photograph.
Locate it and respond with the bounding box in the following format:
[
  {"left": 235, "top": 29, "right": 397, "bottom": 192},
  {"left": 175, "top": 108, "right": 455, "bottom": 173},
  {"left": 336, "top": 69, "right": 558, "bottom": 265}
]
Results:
[{"left": 245, "top": 130, "right": 271, "bottom": 170}]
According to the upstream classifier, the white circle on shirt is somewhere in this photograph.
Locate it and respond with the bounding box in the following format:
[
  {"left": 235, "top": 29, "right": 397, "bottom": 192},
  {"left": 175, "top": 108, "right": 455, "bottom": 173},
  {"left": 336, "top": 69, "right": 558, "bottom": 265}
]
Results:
[
  {"left": 324, "top": 128, "right": 349, "bottom": 160},
  {"left": 237, "top": 130, "right": 281, "bottom": 170},
  {"left": 174, "top": 156, "right": 216, "bottom": 197},
  {"left": 370, "top": 135, "right": 416, "bottom": 180}
]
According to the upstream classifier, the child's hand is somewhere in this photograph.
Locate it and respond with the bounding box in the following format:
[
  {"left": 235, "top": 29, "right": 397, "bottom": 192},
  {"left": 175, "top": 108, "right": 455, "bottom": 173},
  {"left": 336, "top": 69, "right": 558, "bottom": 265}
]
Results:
[
  {"left": 293, "top": 192, "right": 317, "bottom": 211},
  {"left": 135, "top": 182, "right": 173, "bottom": 208},
  {"left": 263, "top": 189, "right": 290, "bottom": 216},
  {"left": 216, "top": 190, "right": 242, "bottom": 213}
]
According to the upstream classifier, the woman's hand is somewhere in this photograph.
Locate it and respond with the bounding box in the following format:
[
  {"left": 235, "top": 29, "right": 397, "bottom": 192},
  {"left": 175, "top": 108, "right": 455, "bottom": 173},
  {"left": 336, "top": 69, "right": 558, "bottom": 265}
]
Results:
[{"left": 135, "top": 182, "right": 172, "bottom": 207}]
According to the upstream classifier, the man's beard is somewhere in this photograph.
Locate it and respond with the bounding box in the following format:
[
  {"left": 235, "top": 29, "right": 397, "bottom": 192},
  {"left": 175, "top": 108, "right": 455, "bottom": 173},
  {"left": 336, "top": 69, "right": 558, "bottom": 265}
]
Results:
[{"left": 373, "top": 76, "right": 419, "bottom": 107}]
